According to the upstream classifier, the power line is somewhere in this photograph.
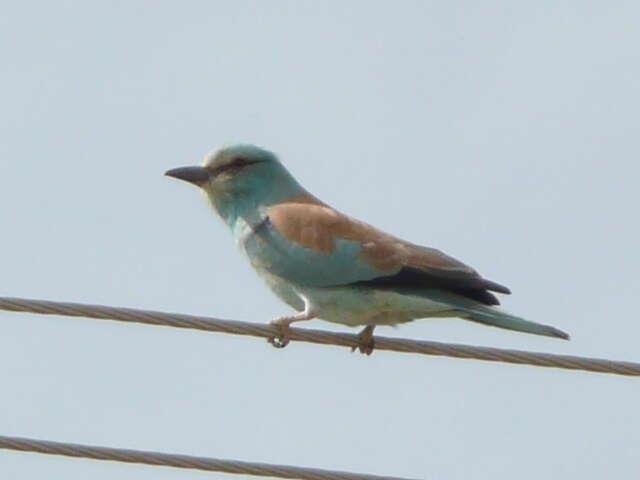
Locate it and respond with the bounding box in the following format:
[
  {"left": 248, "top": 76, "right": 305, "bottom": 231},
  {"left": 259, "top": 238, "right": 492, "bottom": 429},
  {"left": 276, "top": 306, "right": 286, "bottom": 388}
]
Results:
[
  {"left": 1, "top": 296, "right": 639, "bottom": 376},
  {"left": 0, "top": 435, "right": 416, "bottom": 480}
]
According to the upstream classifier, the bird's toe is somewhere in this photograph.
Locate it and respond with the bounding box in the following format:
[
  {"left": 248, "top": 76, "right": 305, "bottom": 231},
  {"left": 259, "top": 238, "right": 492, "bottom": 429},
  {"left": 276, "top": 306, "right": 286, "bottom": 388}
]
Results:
[
  {"left": 353, "top": 339, "right": 375, "bottom": 356},
  {"left": 267, "top": 318, "right": 292, "bottom": 349},
  {"left": 268, "top": 335, "right": 290, "bottom": 349},
  {"left": 351, "top": 325, "right": 375, "bottom": 356}
]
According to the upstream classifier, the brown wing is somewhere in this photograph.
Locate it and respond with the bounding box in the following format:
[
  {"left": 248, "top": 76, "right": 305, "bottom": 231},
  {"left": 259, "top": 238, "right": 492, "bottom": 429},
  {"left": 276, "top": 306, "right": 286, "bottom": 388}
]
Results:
[
  {"left": 268, "top": 196, "right": 510, "bottom": 305},
  {"left": 267, "top": 194, "right": 402, "bottom": 268}
]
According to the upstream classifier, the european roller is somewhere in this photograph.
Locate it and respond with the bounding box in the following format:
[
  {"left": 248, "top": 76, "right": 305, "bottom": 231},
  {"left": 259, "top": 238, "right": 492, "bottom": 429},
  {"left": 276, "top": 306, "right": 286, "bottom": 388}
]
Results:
[{"left": 166, "top": 144, "right": 569, "bottom": 354}]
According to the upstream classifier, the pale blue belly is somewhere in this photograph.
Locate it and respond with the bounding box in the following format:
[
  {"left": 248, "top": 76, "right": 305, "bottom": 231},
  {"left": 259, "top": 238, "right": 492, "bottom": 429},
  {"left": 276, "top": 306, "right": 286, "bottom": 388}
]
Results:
[{"left": 256, "top": 268, "right": 457, "bottom": 327}]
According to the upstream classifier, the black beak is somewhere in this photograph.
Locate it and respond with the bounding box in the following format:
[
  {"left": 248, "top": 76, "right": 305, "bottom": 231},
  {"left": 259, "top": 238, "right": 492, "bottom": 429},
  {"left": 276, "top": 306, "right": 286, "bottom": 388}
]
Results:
[{"left": 165, "top": 166, "right": 209, "bottom": 186}]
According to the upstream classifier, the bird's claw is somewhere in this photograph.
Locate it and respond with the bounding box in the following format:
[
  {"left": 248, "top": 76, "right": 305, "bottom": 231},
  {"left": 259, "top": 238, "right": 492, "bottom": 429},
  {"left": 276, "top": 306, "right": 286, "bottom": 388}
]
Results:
[
  {"left": 267, "top": 319, "right": 292, "bottom": 349},
  {"left": 268, "top": 335, "right": 290, "bottom": 349},
  {"left": 351, "top": 325, "right": 375, "bottom": 356},
  {"left": 351, "top": 340, "right": 375, "bottom": 356}
]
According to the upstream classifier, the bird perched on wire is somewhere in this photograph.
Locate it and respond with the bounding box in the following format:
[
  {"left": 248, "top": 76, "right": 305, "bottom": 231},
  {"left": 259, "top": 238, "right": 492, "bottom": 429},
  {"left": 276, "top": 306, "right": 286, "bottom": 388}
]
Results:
[{"left": 166, "top": 144, "right": 569, "bottom": 354}]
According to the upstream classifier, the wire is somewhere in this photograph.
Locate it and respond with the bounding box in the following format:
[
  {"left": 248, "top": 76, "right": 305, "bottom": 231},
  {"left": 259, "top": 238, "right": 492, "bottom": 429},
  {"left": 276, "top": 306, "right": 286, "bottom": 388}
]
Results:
[
  {"left": 1, "top": 296, "right": 639, "bottom": 376},
  {"left": 0, "top": 435, "right": 417, "bottom": 480}
]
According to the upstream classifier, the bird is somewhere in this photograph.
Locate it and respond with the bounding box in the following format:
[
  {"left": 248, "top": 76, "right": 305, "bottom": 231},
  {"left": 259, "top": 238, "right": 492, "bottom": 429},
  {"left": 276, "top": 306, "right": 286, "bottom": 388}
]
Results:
[{"left": 165, "top": 144, "right": 569, "bottom": 354}]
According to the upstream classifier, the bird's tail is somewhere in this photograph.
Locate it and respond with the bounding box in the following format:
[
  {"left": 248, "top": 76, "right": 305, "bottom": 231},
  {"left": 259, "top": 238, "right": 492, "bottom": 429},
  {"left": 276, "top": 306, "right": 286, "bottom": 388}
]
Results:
[
  {"left": 391, "top": 288, "right": 570, "bottom": 340},
  {"left": 464, "top": 307, "right": 570, "bottom": 340}
]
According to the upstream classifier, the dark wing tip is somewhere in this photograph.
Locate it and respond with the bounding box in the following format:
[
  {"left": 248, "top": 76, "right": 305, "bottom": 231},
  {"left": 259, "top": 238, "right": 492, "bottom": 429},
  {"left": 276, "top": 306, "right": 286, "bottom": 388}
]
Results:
[
  {"left": 483, "top": 279, "right": 511, "bottom": 295},
  {"left": 552, "top": 328, "right": 571, "bottom": 340}
]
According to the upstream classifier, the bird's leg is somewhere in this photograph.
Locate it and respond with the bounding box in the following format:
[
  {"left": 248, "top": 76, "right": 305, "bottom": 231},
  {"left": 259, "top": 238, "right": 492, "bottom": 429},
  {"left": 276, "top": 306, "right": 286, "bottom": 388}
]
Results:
[
  {"left": 268, "top": 298, "right": 318, "bottom": 349},
  {"left": 352, "top": 325, "right": 376, "bottom": 355}
]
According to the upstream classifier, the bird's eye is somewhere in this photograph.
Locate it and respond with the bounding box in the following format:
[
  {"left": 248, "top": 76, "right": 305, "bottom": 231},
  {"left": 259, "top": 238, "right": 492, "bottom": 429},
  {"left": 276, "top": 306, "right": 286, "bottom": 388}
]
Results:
[
  {"left": 224, "top": 157, "right": 251, "bottom": 174},
  {"left": 230, "top": 157, "right": 249, "bottom": 167},
  {"left": 209, "top": 157, "right": 256, "bottom": 177}
]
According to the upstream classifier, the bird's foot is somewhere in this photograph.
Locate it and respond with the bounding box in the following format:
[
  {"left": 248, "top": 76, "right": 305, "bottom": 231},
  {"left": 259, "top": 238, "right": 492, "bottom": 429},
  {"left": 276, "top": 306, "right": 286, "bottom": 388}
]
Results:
[
  {"left": 267, "top": 317, "right": 294, "bottom": 349},
  {"left": 266, "top": 306, "right": 319, "bottom": 350},
  {"left": 351, "top": 325, "right": 375, "bottom": 356}
]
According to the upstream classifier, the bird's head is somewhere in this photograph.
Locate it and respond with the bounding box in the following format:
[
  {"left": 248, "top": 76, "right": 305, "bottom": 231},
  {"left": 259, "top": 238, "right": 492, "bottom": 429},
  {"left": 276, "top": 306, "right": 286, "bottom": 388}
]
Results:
[{"left": 166, "top": 144, "right": 302, "bottom": 220}]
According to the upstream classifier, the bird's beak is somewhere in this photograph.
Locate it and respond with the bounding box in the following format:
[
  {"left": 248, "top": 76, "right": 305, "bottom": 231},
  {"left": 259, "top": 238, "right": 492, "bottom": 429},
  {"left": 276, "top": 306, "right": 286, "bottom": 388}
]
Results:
[{"left": 165, "top": 166, "right": 209, "bottom": 186}]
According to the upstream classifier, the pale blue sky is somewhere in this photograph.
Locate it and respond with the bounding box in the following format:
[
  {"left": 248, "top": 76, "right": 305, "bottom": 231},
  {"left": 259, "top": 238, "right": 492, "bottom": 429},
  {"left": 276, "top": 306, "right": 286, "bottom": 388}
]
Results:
[{"left": 2, "top": 1, "right": 639, "bottom": 479}]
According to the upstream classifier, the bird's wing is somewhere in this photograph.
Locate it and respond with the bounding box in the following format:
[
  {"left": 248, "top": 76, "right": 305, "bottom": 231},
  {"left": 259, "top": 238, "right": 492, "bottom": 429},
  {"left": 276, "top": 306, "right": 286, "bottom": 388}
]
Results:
[{"left": 263, "top": 200, "right": 509, "bottom": 305}]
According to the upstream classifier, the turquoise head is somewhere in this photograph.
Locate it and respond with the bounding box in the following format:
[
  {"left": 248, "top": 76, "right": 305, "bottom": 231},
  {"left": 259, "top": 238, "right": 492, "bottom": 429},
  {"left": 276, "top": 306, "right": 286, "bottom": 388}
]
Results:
[{"left": 166, "top": 144, "right": 304, "bottom": 224}]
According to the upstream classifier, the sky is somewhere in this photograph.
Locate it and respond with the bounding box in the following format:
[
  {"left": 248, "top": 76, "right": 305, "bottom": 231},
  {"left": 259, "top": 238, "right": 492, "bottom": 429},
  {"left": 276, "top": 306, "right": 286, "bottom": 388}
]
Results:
[{"left": 1, "top": 1, "right": 639, "bottom": 479}]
